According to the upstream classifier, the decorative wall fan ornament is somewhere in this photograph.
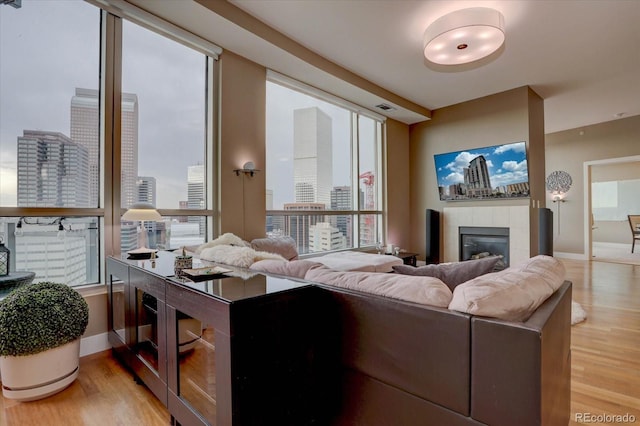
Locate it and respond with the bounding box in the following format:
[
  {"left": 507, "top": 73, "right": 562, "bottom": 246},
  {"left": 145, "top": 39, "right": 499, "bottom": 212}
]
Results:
[{"left": 546, "top": 170, "right": 572, "bottom": 201}]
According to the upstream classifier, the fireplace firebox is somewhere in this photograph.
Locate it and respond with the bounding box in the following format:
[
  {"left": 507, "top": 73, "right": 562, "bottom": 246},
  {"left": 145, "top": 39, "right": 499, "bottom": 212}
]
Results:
[{"left": 459, "top": 226, "right": 509, "bottom": 270}]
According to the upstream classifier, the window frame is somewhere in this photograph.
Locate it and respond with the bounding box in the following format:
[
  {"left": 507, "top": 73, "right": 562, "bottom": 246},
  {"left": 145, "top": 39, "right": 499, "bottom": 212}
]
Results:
[
  {"left": 265, "top": 72, "right": 386, "bottom": 254},
  {"left": 0, "top": 3, "right": 220, "bottom": 288}
]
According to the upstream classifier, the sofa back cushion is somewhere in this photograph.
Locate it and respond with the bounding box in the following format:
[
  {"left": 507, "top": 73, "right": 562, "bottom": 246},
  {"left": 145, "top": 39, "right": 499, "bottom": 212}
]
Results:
[
  {"left": 393, "top": 256, "right": 501, "bottom": 291},
  {"left": 305, "top": 266, "right": 452, "bottom": 308},
  {"left": 448, "top": 255, "right": 566, "bottom": 322}
]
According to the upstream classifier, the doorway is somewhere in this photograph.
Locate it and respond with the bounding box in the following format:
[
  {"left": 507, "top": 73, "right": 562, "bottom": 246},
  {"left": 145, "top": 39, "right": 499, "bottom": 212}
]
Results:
[{"left": 584, "top": 155, "right": 640, "bottom": 265}]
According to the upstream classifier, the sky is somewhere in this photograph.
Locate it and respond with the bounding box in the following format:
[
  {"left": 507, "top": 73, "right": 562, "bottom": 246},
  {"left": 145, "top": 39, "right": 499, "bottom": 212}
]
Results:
[
  {"left": 0, "top": 0, "right": 205, "bottom": 208},
  {"left": 433, "top": 141, "right": 529, "bottom": 190},
  {"left": 1, "top": 1, "right": 99, "bottom": 206},
  {"left": 0, "top": 0, "right": 377, "bottom": 210}
]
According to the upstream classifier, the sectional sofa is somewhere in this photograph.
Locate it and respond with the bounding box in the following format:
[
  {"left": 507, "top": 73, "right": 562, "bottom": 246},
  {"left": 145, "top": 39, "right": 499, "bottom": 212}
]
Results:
[{"left": 193, "top": 236, "right": 571, "bottom": 425}]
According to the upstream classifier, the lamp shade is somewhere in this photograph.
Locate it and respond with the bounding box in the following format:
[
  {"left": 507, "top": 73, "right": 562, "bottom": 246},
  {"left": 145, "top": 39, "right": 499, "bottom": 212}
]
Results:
[
  {"left": 122, "top": 203, "right": 162, "bottom": 221},
  {"left": 424, "top": 7, "right": 505, "bottom": 65}
]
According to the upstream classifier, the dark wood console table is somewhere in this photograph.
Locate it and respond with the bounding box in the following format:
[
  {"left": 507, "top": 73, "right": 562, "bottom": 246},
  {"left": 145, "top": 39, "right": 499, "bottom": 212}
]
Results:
[{"left": 107, "top": 252, "right": 330, "bottom": 426}]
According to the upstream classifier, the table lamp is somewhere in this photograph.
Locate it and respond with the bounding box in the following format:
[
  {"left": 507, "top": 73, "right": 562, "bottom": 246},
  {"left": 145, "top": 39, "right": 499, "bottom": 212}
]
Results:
[{"left": 122, "top": 203, "right": 161, "bottom": 254}]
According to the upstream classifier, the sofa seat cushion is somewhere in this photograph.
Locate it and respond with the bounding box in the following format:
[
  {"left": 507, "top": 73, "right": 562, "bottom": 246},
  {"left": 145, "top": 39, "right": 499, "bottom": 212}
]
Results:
[
  {"left": 393, "top": 256, "right": 501, "bottom": 291},
  {"left": 250, "top": 259, "right": 322, "bottom": 279},
  {"left": 448, "top": 255, "right": 566, "bottom": 322},
  {"left": 307, "top": 251, "right": 403, "bottom": 273},
  {"left": 305, "top": 265, "right": 452, "bottom": 308}
]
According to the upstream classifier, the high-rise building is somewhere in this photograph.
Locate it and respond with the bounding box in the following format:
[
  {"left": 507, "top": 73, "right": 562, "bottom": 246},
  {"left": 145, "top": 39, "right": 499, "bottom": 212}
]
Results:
[
  {"left": 137, "top": 176, "right": 156, "bottom": 206},
  {"left": 17, "top": 130, "right": 89, "bottom": 207},
  {"left": 187, "top": 164, "right": 205, "bottom": 236},
  {"left": 70, "top": 88, "right": 100, "bottom": 206},
  {"left": 464, "top": 155, "right": 492, "bottom": 198},
  {"left": 283, "top": 202, "right": 325, "bottom": 254},
  {"left": 293, "top": 107, "right": 333, "bottom": 207},
  {"left": 70, "top": 88, "right": 139, "bottom": 208},
  {"left": 14, "top": 223, "right": 90, "bottom": 286},
  {"left": 121, "top": 93, "right": 139, "bottom": 208},
  {"left": 309, "top": 222, "right": 347, "bottom": 252},
  {"left": 330, "top": 186, "right": 352, "bottom": 246}
]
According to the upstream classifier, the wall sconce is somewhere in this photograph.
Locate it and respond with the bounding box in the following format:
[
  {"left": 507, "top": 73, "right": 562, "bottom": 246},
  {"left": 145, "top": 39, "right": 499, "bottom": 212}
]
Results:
[{"left": 234, "top": 161, "right": 259, "bottom": 177}]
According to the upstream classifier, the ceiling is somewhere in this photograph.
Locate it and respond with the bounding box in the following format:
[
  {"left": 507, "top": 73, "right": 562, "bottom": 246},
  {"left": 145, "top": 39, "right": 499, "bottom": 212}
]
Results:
[{"left": 131, "top": 0, "right": 640, "bottom": 134}]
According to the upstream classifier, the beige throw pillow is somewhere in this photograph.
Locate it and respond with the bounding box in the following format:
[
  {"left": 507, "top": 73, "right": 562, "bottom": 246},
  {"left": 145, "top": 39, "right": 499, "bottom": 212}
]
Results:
[
  {"left": 251, "top": 236, "right": 299, "bottom": 261},
  {"left": 448, "top": 255, "right": 566, "bottom": 322},
  {"left": 393, "top": 256, "right": 501, "bottom": 291},
  {"left": 250, "top": 259, "right": 321, "bottom": 279}
]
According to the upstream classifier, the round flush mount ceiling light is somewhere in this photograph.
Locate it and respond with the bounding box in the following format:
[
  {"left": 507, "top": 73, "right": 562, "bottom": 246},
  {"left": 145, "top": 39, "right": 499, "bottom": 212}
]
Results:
[{"left": 423, "top": 7, "right": 505, "bottom": 66}]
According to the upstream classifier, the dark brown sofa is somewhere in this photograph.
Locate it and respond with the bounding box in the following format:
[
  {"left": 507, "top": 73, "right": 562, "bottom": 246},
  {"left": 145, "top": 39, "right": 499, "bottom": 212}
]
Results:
[{"left": 317, "top": 280, "right": 572, "bottom": 426}]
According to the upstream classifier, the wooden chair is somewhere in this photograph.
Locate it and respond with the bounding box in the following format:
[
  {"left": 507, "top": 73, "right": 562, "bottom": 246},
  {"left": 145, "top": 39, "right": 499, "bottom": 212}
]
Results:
[{"left": 628, "top": 215, "right": 640, "bottom": 253}]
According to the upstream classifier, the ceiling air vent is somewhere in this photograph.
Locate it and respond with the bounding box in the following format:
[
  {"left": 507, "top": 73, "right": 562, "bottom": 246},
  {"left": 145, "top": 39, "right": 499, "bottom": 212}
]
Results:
[{"left": 375, "top": 103, "right": 396, "bottom": 111}]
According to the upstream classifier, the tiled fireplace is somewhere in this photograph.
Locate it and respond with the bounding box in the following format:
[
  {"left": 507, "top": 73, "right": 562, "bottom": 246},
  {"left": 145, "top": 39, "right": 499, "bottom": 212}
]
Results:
[{"left": 443, "top": 206, "right": 530, "bottom": 266}]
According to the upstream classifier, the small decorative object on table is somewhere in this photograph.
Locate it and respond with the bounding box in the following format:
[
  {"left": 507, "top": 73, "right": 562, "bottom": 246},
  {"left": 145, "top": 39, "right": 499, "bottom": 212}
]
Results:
[{"left": 174, "top": 247, "right": 193, "bottom": 279}]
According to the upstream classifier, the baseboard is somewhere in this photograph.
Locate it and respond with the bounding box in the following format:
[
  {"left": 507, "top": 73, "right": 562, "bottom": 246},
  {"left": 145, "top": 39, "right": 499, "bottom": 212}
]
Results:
[
  {"left": 79, "top": 332, "right": 110, "bottom": 357},
  {"left": 592, "top": 242, "right": 631, "bottom": 250},
  {"left": 554, "top": 252, "right": 588, "bottom": 260}
]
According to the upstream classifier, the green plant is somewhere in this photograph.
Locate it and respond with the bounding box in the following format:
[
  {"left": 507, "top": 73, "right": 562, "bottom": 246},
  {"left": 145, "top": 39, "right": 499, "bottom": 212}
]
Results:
[{"left": 0, "top": 281, "right": 89, "bottom": 357}]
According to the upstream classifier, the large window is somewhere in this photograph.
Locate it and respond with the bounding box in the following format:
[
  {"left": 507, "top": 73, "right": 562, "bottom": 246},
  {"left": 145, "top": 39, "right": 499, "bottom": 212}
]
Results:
[
  {"left": 0, "top": 0, "right": 217, "bottom": 286},
  {"left": 0, "top": 0, "right": 101, "bottom": 285},
  {"left": 119, "top": 19, "right": 212, "bottom": 252},
  {"left": 265, "top": 77, "right": 384, "bottom": 255}
]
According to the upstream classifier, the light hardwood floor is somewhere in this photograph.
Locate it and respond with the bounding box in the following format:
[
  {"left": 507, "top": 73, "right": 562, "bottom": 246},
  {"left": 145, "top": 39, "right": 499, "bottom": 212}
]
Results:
[{"left": 1, "top": 258, "right": 638, "bottom": 425}]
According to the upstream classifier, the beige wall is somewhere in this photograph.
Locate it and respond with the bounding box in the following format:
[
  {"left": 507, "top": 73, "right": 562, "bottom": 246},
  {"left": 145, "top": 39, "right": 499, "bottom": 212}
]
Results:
[
  {"left": 385, "top": 118, "right": 411, "bottom": 251},
  {"left": 218, "top": 51, "right": 267, "bottom": 241},
  {"left": 83, "top": 292, "right": 108, "bottom": 337},
  {"left": 409, "top": 86, "right": 545, "bottom": 261},
  {"left": 545, "top": 115, "right": 640, "bottom": 254}
]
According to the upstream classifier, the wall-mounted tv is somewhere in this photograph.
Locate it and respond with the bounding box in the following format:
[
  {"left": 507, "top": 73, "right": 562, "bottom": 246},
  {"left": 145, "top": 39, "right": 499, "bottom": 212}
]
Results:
[{"left": 434, "top": 141, "right": 529, "bottom": 201}]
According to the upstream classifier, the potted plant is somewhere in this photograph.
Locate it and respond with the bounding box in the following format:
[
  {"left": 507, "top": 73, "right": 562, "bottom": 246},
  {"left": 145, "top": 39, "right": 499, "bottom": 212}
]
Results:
[{"left": 0, "top": 281, "right": 89, "bottom": 401}]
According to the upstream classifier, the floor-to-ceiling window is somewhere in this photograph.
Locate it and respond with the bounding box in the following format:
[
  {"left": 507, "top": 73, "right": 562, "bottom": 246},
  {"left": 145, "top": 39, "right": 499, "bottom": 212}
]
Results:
[
  {"left": 265, "top": 74, "right": 384, "bottom": 255},
  {"left": 0, "top": 0, "right": 218, "bottom": 287},
  {"left": 0, "top": 0, "right": 101, "bottom": 286},
  {"left": 119, "top": 18, "right": 214, "bottom": 253}
]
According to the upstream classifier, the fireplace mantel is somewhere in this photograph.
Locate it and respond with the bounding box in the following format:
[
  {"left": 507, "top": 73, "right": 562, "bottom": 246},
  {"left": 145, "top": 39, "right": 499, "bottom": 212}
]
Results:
[{"left": 443, "top": 206, "right": 530, "bottom": 266}]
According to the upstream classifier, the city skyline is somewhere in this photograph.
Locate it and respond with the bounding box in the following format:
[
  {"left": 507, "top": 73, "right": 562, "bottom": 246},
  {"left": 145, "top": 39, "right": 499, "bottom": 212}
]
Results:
[
  {"left": 1, "top": 1, "right": 206, "bottom": 209},
  {"left": 434, "top": 142, "right": 529, "bottom": 195}
]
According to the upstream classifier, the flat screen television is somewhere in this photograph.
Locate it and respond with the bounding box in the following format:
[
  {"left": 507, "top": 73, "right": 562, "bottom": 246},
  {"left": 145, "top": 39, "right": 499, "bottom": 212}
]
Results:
[{"left": 434, "top": 141, "right": 529, "bottom": 201}]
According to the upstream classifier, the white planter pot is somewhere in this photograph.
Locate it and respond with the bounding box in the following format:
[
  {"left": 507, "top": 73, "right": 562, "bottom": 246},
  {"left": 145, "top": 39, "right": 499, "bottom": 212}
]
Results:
[{"left": 0, "top": 339, "right": 81, "bottom": 401}]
